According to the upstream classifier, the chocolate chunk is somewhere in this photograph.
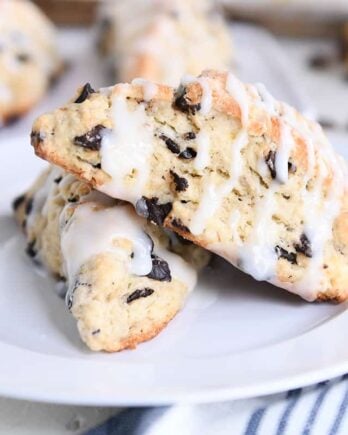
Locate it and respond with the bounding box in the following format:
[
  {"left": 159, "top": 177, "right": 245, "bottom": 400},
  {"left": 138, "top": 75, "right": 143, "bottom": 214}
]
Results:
[
  {"left": 26, "top": 240, "right": 37, "bottom": 258},
  {"left": 92, "top": 163, "right": 101, "bottom": 169},
  {"left": 275, "top": 246, "right": 297, "bottom": 265},
  {"left": 67, "top": 197, "right": 78, "bottom": 203},
  {"left": 25, "top": 197, "right": 33, "bottom": 215},
  {"left": 147, "top": 255, "right": 171, "bottom": 281},
  {"left": 265, "top": 150, "right": 276, "bottom": 179},
  {"left": 74, "top": 83, "right": 95, "bottom": 104},
  {"left": 73, "top": 125, "right": 105, "bottom": 151},
  {"left": 179, "top": 147, "right": 197, "bottom": 160},
  {"left": 135, "top": 197, "right": 172, "bottom": 225},
  {"left": 159, "top": 134, "right": 180, "bottom": 154},
  {"left": 92, "top": 329, "right": 101, "bottom": 335},
  {"left": 127, "top": 288, "right": 154, "bottom": 304},
  {"left": 16, "top": 53, "right": 30, "bottom": 62},
  {"left": 171, "top": 218, "right": 190, "bottom": 233},
  {"left": 294, "top": 233, "right": 312, "bottom": 258},
  {"left": 54, "top": 176, "right": 62, "bottom": 184},
  {"left": 170, "top": 170, "right": 188, "bottom": 192},
  {"left": 173, "top": 86, "right": 201, "bottom": 115},
  {"left": 12, "top": 194, "right": 25, "bottom": 211},
  {"left": 183, "top": 132, "right": 196, "bottom": 140},
  {"left": 30, "top": 130, "right": 45, "bottom": 145},
  {"left": 308, "top": 53, "right": 333, "bottom": 70},
  {"left": 288, "top": 161, "right": 297, "bottom": 173}
]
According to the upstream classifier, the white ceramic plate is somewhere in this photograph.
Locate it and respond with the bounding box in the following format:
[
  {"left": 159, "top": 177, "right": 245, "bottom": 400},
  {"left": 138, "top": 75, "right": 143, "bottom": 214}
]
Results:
[{"left": 0, "top": 26, "right": 347, "bottom": 406}]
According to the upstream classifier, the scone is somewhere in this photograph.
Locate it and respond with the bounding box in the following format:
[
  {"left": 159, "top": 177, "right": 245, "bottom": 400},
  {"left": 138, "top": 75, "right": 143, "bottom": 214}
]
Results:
[
  {"left": 13, "top": 167, "right": 209, "bottom": 352},
  {"left": 0, "top": 0, "right": 63, "bottom": 126},
  {"left": 31, "top": 70, "right": 348, "bottom": 303},
  {"left": 97, "top": 0, "right": 232, "bottom": 85}
]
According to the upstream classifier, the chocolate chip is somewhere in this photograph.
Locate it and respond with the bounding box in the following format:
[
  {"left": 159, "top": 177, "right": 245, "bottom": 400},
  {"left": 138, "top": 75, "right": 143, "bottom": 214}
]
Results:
[
  {"left": 308, "top": 53, "right": 333, "bottom": 70},
  {"left": 179, "top": 147, "right": 197, "bottom": 160},
  {"left": 73, "top": 125, "right": 105, "bottom": 151},
  {"left": 74, "top": 83, "right": 95, "bottom": 104},
  {"left": 183, "top": 132, "right": 196, "bottom": 140},
  {"left": 30, "top": 131, "right": 45, "bottom": 145},
  {"left": 25, "top": 197, "right": 33, "bottom": 215},
  {"left": 54, "top": 176, "right": 62, "bottom": 184},
  {"left": 26, "top": 240, "right": 37, "bottom": 258},
  {"left": 170, "top": 170, "right": 188, "bottom": 192},
  {"left": 173, "top": 86, "right": 201, "bottom": 115},
  {"left": 67, "top": 197, "right": 78, "bottom": 203},
  {"left": 275, "top": 246, "right": 297, "bottom": 265},
  {"left": 147, "top": 255, "right": 171, "bottom": 281},
  {"left": 288, "top": 161, "right": 297, "bottom": 173},
  {"left": 135, "top": 197, "right": 172, "bottom": 225},
  {"left": 171, "top": 218, "right": 190, "bottom": 233},
  {"left": 92, "top": 329, "right": 101, "bottom": 335},
  {"left": 92, "top": 163, "right": 101, "bottom": 169},
  {"left": 265, "top": 150, "right": 276, "bottom": 179},
  {"left": 16, "top": 53, "right": 30, "bottom": 62},
  {"left": 12, "top": 194, "right": 25, "bottom": 211},
  {"left": 159, "top": 134, "right": 180, "bottom": 154},
  {"left": 127, "top": 288, "right": 154, "bottom": 304},
  {"left": 294, "top": 233, "right": 312, "bottom": 258}
]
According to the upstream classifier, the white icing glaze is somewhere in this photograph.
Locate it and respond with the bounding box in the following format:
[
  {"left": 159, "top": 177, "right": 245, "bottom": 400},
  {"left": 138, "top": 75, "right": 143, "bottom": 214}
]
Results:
[
  {"left": 205, "top": 77, "right": 346, "bottom": 299},
  {"left": 226, "top": 73, "right": 249, "bottom": 127},
  {"left": 189, "top": 129, "right": 248, "bottom": 235},
  {"left": 291, "top": 123, "right": 346, "bottom": 300},
  {"left": 237, "top": 184, "right": 278, "bottom": 281},
  {"left": 275, "top": 120, "right": 294, "bottom": 184},
  {"left": 194, "top": 129, "right": 210, "bottom": 171},
  {"left": 61, "top": 203, "right": 154, "bottom": 292},
  {"left": 189, "top": 73, "right": 251, "bottom": 235},
  {"left": 255, "top": 82, "right": 278, "bottom": 116},
  {"left": 100, "top": 94, "right": 153, "bottom": 203},
  {"left": 132, "top": 78, "right": 158, "bottom": 101},
  {"left": 196, "top": 77, "right": 213, "bottom": 116}
]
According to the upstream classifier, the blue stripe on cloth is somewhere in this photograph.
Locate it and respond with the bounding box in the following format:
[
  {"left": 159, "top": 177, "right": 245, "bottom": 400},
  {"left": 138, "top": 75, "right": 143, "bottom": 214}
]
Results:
[
  {"left": 329, "top": 376, "right": 348, "bottom": 435},
  {"left": 276, "top": 388, "right": 302, "bottom": 435},
  {"left": 302, "top": 381, "right": 331, "bottom": 435},
  {"left": 84, "top": 407, "right": 168, "bottom": 435},
  {"left": 244, "top": 407, "right": 267, "bottom": 435}
]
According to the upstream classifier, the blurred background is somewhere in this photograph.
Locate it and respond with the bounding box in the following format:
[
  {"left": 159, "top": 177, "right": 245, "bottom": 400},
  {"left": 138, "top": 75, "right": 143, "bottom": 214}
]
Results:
[{"left": 26, "top": 0, "right": 348, "bottom": 134}]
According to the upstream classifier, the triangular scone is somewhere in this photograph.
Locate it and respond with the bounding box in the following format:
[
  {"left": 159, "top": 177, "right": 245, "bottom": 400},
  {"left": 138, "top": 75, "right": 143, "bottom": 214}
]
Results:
[
  {"left": 31, "top": 70, "right": 348, "bottom": 302},
  {"left": 98, "top": 0, "right": 232, "bottom": 85},
  {"left": 0, "top": 0, "right": 63, "bottom": 125},
  {"left": 13, "top": 167, "right": 209, "bottom": 352}
]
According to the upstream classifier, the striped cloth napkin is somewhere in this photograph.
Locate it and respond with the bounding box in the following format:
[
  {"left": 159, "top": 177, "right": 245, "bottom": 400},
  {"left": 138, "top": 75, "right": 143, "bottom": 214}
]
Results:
[{"left": 85, "top": 374, "right": 348, "bottom": 435}]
